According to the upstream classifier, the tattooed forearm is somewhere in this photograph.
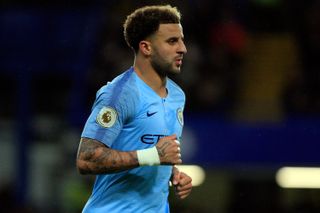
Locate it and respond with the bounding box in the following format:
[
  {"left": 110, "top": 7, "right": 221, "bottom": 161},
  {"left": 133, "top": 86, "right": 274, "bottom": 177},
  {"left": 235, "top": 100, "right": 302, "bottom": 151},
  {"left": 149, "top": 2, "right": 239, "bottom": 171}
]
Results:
[{"left": 76, "top": 137, "right": 139, "bottom": 175}]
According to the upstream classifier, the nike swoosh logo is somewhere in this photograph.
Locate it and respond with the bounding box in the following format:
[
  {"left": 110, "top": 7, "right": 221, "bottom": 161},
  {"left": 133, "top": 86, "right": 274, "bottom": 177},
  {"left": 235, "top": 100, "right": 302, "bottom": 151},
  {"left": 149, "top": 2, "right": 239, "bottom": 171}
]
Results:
[{"left": 147, "top": 111, "right": 158, "bottom": 117}]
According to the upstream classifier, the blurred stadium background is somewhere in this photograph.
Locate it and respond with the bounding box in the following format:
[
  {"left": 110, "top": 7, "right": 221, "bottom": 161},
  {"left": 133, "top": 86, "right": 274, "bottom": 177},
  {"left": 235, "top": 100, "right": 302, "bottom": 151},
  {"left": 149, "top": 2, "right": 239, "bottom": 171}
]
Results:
[{"left": 1, "top": 0, "right": 320, "bottom": 212}]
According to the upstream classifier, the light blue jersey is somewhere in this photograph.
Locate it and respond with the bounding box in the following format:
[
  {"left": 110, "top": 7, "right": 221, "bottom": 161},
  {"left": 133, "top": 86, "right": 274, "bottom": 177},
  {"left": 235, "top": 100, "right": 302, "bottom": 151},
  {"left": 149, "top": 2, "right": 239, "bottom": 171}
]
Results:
[{"left": 81, "top": 67, "right": 185, "bottom": 213}]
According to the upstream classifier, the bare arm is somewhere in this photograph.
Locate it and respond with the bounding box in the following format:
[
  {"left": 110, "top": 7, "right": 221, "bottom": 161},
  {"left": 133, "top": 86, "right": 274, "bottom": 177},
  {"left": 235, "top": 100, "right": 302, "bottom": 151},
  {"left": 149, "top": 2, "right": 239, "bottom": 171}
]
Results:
[
  {"left": 76, "top": 137, "right": 139, "bottom": 174},
  {"left": 76, "top": 135, "right": 181, "bottom": 175}
]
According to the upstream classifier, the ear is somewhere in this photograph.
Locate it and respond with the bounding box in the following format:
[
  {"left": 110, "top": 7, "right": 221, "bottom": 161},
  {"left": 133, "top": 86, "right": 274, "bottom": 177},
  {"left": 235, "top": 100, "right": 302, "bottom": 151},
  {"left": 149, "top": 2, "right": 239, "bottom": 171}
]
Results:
[{"left": 139, "top": 40, "right": 152, "bottom": 56}]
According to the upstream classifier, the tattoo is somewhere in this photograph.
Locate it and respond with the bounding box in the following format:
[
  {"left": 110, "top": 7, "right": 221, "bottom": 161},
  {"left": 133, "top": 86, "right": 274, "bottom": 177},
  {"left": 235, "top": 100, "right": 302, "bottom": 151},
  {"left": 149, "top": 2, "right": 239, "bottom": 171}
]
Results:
[
  {"left": 157, "top": 141, "right": 171, "bottom": 157},
  {"left": 77, "top": 138, "right": 139, "bottom": 174}
]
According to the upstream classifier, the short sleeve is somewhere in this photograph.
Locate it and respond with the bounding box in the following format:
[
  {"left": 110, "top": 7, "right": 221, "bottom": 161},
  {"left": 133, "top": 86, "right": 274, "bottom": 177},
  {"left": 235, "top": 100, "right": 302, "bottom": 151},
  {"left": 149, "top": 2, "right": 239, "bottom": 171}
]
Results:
[{"left": 81, "top": 83, "right": 137, "bottom": 147}]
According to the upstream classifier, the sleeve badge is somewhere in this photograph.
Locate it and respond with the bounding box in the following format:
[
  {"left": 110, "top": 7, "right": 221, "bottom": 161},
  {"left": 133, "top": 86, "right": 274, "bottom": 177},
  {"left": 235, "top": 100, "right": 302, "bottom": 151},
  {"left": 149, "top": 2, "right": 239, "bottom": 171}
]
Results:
[
  {"left": 177, "top": 108, "right": 184, "bottom": 126},
  {"left": 96, "top": 106, "right": 117, "bottom": 128}
]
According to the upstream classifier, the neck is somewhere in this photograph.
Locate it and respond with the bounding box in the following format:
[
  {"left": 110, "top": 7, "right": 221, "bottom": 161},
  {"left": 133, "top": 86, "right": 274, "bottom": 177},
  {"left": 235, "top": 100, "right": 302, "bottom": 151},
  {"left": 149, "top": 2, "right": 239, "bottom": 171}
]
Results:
[{"left": 133, "top": 55, "right": 167, "bottom": 98}]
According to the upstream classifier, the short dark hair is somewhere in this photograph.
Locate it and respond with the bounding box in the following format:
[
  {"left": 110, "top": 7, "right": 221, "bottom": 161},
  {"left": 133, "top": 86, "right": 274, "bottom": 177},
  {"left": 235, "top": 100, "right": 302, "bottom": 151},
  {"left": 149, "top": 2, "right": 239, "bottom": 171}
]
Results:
[{"left": 123, "top": 5, "right": 181, "bottom": 53}]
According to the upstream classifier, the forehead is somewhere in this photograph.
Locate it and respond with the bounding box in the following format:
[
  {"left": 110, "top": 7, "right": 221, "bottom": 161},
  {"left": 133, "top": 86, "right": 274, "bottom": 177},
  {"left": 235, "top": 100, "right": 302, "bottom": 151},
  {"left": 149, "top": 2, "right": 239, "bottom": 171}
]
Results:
[{"left": 155, "top": 23, "right": 184, "bottom": 38}]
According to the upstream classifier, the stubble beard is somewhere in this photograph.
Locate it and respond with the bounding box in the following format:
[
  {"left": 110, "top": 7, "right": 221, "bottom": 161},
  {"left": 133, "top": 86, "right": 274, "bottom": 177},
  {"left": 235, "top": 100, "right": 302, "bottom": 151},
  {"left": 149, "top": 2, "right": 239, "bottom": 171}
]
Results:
[{"left": 150, "top": 53, "right": 180, "bottom": 78}]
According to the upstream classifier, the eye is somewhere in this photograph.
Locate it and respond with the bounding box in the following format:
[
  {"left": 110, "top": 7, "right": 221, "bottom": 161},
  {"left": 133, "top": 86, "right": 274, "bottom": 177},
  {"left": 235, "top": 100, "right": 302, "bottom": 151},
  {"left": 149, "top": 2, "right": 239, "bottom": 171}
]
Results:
[{"left": 167, "top": 38, "right": 178, "bottom": 45}]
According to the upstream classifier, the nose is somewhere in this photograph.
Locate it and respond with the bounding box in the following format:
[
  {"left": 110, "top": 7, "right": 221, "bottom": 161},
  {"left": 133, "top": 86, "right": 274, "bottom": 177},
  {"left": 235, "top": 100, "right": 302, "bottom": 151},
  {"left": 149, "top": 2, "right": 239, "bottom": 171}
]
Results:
[{"left": 178, "top": 40, "right": 187, "bottom": 54}]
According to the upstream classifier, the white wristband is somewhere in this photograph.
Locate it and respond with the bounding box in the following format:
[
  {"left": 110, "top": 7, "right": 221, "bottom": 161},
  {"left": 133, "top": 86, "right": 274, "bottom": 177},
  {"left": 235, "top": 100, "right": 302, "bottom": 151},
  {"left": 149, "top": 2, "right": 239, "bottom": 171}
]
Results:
[{"left": 137, "top": 146, "right": 160, "bottom": 166}]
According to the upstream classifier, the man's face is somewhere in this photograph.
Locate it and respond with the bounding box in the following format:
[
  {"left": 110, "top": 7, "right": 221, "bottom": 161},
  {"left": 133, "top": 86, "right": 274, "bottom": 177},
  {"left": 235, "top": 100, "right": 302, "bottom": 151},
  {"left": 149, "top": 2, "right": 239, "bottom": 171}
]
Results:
[{"left": 149, "top": 23, "right": 187, "bottom": 76}]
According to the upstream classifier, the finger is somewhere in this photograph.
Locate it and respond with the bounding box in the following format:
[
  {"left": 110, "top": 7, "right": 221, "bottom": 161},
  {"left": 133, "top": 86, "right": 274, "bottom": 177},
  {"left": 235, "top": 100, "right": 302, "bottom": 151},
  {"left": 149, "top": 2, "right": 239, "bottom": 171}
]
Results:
[
  {"left": 177, "top": 182, "right": 192, "bottom": 191},
  {"left": 166, "top": 134, "right": 177, "bottom": 140},
  {"left": 178, "top": 173, "right": 192, "bottom": 186},
  {"left": 175, "top": 140, "right": 181, "bottom": 154},
  {"left": 179, "top": 193, "right": 190, "bottom": 200},
  {"left": 172, "top": 171, "right": 181, "bottom": 186},
  {"left": 177, "top": 189, "right": 191, "bottom": 197},
  {"left": 177, "top": 190, "right": 192, "bottom": 199},
  {"left": 179, "top": 177, "right": 191, "bottom": 186},
  {"left": 175, "top": 159, "right": 182, "bottom": 165}
]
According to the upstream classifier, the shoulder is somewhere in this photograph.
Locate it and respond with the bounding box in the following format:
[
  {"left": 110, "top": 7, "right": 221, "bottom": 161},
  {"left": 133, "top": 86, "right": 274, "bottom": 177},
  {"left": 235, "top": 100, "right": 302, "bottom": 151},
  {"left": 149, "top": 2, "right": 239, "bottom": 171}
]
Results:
[
  {"left": 97, "top": 68, "right": 140, "bottom": 104},
  {"left": 91, "top": 68, "right": 142, "bottom": 122}
]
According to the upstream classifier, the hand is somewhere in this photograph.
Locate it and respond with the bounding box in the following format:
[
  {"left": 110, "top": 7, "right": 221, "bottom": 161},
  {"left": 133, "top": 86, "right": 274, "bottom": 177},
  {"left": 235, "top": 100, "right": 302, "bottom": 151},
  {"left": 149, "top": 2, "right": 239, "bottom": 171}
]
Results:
[
  {"left": 156, "top": 134, "right": 181, "bottom": 165},
  {"left": 171, "top": 167, "right": 192, "bottom": 199}
]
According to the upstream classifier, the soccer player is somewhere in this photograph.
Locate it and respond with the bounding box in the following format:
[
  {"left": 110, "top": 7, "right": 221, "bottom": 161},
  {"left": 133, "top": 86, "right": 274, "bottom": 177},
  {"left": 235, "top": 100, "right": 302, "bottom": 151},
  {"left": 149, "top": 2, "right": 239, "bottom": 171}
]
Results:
[{"left": 76, "top": 5, "right": 192, "bottom": 212}]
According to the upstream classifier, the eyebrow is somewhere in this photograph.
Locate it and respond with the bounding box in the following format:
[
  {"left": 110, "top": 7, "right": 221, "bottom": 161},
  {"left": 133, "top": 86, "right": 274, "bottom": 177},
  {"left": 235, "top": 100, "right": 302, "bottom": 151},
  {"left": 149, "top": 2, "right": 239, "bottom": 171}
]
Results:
[
  {"left": 166, "top": 37, "right": 179, "bottom": 41},
  {"left": 165, "top": 36, "right": 184, "bottom": 41}
]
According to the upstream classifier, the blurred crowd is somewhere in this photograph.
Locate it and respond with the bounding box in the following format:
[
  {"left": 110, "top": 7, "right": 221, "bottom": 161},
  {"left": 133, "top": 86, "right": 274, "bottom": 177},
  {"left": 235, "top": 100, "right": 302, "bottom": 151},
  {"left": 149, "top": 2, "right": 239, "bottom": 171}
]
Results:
[
  {"left": 86, "top": 0, "right": 320, "bottom": 118},
  {"left": 1, "top": 0, "right": 320, "bottom": 120}
]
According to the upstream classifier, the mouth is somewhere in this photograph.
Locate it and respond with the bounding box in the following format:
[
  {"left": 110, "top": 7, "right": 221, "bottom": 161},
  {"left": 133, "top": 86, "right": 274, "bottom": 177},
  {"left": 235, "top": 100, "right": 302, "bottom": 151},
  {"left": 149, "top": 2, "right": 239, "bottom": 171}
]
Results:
[{"left": 175, "top": 57, "right": 183, "bottom": 66}]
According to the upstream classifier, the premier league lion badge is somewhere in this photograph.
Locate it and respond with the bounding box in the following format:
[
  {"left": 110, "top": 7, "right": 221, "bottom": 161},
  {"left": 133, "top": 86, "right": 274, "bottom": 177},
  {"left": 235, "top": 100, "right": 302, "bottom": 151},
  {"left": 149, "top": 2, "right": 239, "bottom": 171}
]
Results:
[{"left": 96, "top": 106, "right": 117, "bottom": 128}]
